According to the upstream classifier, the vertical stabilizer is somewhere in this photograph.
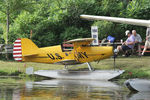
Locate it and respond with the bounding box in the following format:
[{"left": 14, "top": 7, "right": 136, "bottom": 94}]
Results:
[{"left": 13, "top": 38, "right": 39, "bottom": 62}]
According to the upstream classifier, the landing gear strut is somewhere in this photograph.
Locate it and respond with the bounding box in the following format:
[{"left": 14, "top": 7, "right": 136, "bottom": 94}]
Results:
[
  {"left": 64, "top": 65, "right": 68, "bottom": 70},
  {"left": 86, "top": 62, "right": 94, "bottom": 71}
]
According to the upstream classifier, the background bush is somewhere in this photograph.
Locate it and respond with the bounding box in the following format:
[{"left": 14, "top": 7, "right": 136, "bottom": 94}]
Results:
[{"left": 0, "top": 0, "right": 150, "bottom": 46}]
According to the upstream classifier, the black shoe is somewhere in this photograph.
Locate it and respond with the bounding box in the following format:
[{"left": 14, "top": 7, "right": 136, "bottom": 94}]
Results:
[{"left": 125, "top": 53, "right": 130, "bottom": 57}]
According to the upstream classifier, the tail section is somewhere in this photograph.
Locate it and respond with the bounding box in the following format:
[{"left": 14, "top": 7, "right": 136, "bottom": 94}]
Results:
[
  {"left": 13, "top": 39, "right": 22, "bottom": 61},
  {"left": 13, "top": 38, "right": 39, "bottom": 62}
]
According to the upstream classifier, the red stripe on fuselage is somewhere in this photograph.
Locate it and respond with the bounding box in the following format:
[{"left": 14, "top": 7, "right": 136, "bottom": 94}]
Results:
[
  {"left": 13, "top": 49, "right": 22, "bottom": 51},
  {"left": 14, "top": 42, "right": 21, "bottom": 44},
  {"left": 14, "top": 45, "right": 21, "bottom": 47},
  {"left": 13, "top": 53, "right": 22, "bottom": 55},
  {"left": 13, "top": 56, "right": 22, "bottom": 58}
]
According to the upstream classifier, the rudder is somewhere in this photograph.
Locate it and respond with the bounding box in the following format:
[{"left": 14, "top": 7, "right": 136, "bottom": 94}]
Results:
[
  {"left": 13, "top": 38, "right": 39, "bottom": 62},
  {"left": 13, "top": 38, "right": 22, "bottom": 61}
]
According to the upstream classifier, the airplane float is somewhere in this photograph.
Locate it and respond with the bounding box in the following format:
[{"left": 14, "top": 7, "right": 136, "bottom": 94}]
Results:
[{"left": 14, "top": 14, "right": 150, "bottom": 80}]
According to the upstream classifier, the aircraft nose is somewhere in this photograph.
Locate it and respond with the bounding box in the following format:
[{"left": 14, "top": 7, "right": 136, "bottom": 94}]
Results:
[
  {"left": 110, "top": 46, "right": 114, "bottom": 56},
  {"left": 104, "top": 46, "right": 113, "bottom": 57}
]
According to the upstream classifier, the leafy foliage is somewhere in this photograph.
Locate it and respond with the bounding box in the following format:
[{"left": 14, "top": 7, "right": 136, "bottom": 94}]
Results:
[
  {"left": 60, "top": 26, "right": 90, "bottom": 41},
  {"left": 0, "top": 0, "right": 36, "bottom": 43},
  {"left": 0, "top": 0, "right": 150, "bottom": 46}
]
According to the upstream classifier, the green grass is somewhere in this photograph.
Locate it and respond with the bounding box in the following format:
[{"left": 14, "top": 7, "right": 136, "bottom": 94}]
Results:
[
  {"left": 0, "top": 60, "right": 62, "bottom": 75},
  {"left": 0, "top": 56, "right": 150, "bottom": 78}
]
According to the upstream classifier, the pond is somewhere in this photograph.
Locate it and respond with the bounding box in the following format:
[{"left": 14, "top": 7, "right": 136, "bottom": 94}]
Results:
[{"left": 0, "top": 78, "right": 150, "bottom": 100}]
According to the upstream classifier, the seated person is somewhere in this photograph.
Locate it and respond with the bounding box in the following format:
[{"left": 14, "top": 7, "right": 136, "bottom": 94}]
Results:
[
  {"left": 132, "top": 30, "right": 142, "bottom": 55},
  {"left": 106, "top": 35, "right": 115, "bottom": 46},
  {"left": 107, "top": 35, "right": 115, "bottom": 43},
  {"left": 116, "top": 30, "right": 135, "bottom": 56},
  {"left": 132, "top": 30, "right": 142, "bottom": 43}
]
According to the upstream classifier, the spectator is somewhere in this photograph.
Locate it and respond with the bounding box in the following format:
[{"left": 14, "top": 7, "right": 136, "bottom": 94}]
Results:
[
  {"left": 106, "top": 35, "right": 115, "bottom": 46},
  {"left": 132, "top": 30, "right": 142, "bottom": 56},
  {"left": 142, "top": 28, "right": 150, "bottom": 55},
  {"left": 107, "top": 35, "right": 115, "bottom": 43},
  {"left": 132, "top": 30, "right": 142, "bottom": 43},
  {"left": 116, "top": 30, "right": 135, "bottom": 56}
]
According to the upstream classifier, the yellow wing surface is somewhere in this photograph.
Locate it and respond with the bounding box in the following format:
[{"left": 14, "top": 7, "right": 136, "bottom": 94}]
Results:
[
  {"left": 64, "top": 38, "right": 94, "bottom": 48},
  {"left": 13, "top": 38, "right": 113, "bottom": 65}
]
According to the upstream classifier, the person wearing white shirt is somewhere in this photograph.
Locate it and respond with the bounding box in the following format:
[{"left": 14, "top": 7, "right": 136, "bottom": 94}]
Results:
[
  {"left": 132, "top": 30, "right": 142, "bottom": 56},
  {"left": 142, "top": 28, "right": 150, "bottom": 55}
]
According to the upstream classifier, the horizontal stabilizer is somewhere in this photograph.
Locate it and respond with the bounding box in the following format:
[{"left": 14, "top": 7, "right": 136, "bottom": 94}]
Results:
[
  {"left": 80, "top": 15, "right": 150, "bottom": 27},
  {"left": 23, "top": 53, "right": 38, "bottom": 57}
]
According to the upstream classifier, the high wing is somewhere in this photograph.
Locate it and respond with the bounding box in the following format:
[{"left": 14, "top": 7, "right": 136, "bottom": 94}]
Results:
[
  {"left": 64, "top": 38, "right": 95, "bottom": 48},
  {"left": 80, "top": 15, "right": 150, "bottom": 27},
  {"left": 65, "top": 38, "right": 94, "bottom": 44}
]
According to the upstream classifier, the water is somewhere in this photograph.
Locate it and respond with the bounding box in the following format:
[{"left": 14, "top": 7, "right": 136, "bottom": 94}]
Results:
[{"left": 0, "top": 78, "right": 150, "bottom": 100}]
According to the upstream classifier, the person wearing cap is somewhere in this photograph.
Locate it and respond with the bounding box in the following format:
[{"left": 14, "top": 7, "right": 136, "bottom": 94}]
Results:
[
  {"left": 116, "top": 30, "right": 135, "bottom": 56},
  {"left": 132, "top": 30, "right": 142, "bottom": 56}
]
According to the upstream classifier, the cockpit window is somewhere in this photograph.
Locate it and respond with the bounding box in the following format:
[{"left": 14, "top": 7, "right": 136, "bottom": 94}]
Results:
[{"left": 61, "top": 43, "right": 73, "bottom": 52}]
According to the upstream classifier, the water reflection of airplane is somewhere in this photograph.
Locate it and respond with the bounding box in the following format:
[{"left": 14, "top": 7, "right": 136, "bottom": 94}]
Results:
[
  {"left": 23, "top": 80, "right": 150, "bottom": 100},
  {"left": 33, "top": 79, "right": 120, "bottom": 89},
  {"left": 1, "top": 79, "right": 150, "bottom": 100},
  {"left": 25, "top": 79, "right": 124, "bottom": 100}
]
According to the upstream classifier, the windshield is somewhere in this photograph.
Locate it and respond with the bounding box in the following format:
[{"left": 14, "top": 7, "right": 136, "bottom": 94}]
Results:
[{"left": 61, "top": 43, "right": 73, "bottom": 52}]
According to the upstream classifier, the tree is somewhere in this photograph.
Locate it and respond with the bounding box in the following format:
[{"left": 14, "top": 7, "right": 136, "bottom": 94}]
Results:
[
  {"left": 2, "top": 0, "right": 150, "bottom": 47},
  {"left": 0, "top": 0, "right": 35, "bottom": 44},
  {"left": 60, "top": 26, "right": 90, "bottom": 41}
]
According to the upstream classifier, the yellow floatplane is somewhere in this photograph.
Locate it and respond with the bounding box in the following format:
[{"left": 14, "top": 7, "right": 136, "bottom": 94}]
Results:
[{"left": 13, "top": 15, "right": 133, "bottom": 80}]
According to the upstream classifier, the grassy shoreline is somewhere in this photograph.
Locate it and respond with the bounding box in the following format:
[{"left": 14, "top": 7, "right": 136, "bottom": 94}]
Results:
[{"left": 0, "top": 56, "right": 150, "bottom": 79}]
